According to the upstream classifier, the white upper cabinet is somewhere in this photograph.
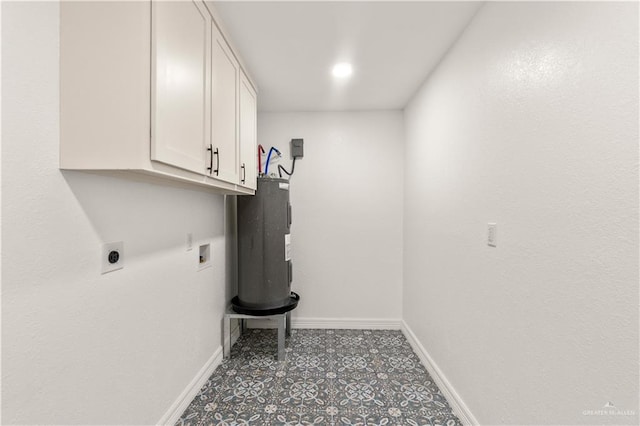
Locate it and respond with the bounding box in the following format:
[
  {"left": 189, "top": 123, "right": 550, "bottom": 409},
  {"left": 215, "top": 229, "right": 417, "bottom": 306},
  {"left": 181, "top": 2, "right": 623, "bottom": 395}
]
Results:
[
  {"left": 210, "top": 22, "right": 239, "bottom": 184},
  {"left": 151, "top": 0, "right": 210, "bottom": 175},
  {"left": 60, "top": 0, "right": 258, "bottom": 195},
  {"left": 239, "top": 71, "right": 258, "bottom": 190}
]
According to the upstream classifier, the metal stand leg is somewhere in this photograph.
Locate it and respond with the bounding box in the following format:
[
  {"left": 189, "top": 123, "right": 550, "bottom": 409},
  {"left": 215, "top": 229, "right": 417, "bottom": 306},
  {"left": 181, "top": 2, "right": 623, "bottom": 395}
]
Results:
[
  {"left": 277, "top": 315, "right": 285, "bottom": 361},
  {"left": 223, "top": 314, "right": 230, "bottom": 359},
  {"left": 225, "top": 311, "right": 291, "bottom": 361}
]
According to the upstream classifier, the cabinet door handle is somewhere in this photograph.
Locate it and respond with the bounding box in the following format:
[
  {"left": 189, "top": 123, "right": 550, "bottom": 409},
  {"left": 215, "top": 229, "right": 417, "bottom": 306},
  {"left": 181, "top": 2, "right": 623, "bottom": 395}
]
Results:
[
  {"left": 207, "top": 146, "right": 219, "bottom": 176},
  {"left": 241, "top": 163, "right": 246, "bottom": 184},
  {"left": 207, "top": 145, "right": 213, "bottom": 174}
]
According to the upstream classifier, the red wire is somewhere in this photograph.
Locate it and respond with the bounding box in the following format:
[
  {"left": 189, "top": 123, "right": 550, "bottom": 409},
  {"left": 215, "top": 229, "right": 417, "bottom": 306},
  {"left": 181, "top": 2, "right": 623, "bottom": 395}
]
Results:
[{"left": 257, "top": 145, "right": 266, "bottom": 174}]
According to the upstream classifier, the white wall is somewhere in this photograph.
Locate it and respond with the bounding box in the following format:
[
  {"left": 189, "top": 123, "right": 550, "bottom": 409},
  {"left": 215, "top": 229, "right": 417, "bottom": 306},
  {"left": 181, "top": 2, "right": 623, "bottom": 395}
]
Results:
[
  {"left": 258, "top": 112, "right": 403, "bottom": 323},
  {"left": 4, "top": 1, "right": 638, "bottom": 424},
  {"left": 403, "top": 2, "right": 638, "bottom": 425},
  {"left": 2, "top": 3, "right": 232, "bottom": 424}
]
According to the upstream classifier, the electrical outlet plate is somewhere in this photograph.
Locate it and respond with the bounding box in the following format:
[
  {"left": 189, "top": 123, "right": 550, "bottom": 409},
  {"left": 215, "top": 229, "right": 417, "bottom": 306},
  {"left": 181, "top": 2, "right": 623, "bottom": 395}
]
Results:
[
  {"left": 186, "top": 233, "right": 193, "bottom": 251},
  {"left": 487, "top": 223, "right": 497, "bottom": 247},
  {"left": 102, "top": 241, "right": 124, "bottom": 274}
]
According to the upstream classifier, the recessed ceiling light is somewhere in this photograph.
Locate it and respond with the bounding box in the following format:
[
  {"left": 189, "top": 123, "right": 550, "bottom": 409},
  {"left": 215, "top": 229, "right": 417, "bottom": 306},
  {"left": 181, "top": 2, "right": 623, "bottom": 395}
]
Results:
[{"left": 332, "top": 63, "right": 353, "bottom": 78}]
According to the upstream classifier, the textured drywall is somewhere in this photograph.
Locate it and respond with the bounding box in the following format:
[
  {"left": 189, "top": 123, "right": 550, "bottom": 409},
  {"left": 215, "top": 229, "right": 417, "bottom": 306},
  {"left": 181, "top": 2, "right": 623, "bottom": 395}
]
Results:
[
  {"left": 403, "top": 2, "right": 639, "bottom": 424},
  {"left": 257, "top": 112, "right": 404, "bottom": 321},
  {"left": 2, "top": 2, "right": 232, "bottom": 423}
]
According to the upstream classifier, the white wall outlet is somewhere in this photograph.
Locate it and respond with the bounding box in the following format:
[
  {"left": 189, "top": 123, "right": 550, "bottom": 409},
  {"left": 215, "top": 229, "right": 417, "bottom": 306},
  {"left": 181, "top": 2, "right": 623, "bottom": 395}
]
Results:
[
  {"left": 488, "top": 223, "right": 497, "bottom": 247},
  {"left": 102, "top": 241, "right": 124, "bottom": 274},
  {"left": 186, "top": 233, "right": 193, "bottom": 251}
]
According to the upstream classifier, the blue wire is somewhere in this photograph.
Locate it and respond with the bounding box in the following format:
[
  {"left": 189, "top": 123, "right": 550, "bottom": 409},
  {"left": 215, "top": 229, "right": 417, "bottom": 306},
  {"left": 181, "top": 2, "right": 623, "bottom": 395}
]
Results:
[
  {"left": 264, "top": 147, "right": 281, "bottom": 176},
  {"left": 264, "top": 148, "right": 275, "bottom": 176}
]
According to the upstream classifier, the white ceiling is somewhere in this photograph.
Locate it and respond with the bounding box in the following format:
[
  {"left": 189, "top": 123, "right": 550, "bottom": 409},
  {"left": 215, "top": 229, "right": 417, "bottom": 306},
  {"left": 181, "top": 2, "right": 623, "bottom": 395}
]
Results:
[{"left": 214, "top": 1, "right": 483, "bottom": 112}]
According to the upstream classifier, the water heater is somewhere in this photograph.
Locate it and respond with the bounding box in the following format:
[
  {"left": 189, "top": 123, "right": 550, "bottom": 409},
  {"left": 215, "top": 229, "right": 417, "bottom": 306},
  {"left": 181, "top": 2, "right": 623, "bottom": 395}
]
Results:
[{"left": 235, "top": 177, "right": 298, "bottom": 314}]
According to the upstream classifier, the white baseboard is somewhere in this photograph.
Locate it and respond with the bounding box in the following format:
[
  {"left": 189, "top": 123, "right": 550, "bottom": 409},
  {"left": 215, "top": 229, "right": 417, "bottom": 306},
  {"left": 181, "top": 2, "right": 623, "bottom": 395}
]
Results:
[
  {"left": 292, "top": 317, "right": 402, "bottom": 330},
  {"left": 244, "top": 317, "right": 402, "bottom": 330},
  {"left": 156, "top": 333, "right": 235, "bottom": 426},
  {"left": 245, "top": 317, "right": 287, "bottom": 329},
  {"left": 401, "top": 320, "right": 479, "bottom": 426},
  {"left": 158, "top": 324, "right": 241, "bottom": 424}
]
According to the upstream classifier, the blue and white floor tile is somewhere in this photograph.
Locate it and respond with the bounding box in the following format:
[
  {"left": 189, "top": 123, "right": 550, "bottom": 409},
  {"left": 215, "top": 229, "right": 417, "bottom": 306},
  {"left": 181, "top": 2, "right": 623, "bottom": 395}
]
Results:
[{"left": 177, "top": 329, "right": 462, "bottom": 426}]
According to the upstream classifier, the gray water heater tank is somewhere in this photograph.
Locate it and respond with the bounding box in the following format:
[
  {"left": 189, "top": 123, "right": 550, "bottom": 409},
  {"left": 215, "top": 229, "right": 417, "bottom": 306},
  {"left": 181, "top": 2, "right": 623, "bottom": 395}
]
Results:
[{"left": 237, "top": 177, "right": 292, "bottom": 310}]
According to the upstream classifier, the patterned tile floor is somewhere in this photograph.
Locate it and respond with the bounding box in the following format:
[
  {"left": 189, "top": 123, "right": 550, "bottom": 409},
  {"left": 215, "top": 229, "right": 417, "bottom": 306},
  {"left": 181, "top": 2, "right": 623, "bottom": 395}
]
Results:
[{"left": 177, "top": 329, "right": 462, "bottom": 426}]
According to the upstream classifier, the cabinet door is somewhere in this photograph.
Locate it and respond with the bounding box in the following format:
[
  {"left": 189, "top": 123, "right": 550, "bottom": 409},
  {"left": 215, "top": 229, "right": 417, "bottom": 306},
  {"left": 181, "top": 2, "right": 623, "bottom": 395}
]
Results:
[
  {"left": 239, "top": 71, "right": 257, "bottom": 190},
  {"left": 151, "top": 0, "right": 210, "bottom": 175},
  {"left": 210, "top": 22, "right": 239, "bottom": 184}
]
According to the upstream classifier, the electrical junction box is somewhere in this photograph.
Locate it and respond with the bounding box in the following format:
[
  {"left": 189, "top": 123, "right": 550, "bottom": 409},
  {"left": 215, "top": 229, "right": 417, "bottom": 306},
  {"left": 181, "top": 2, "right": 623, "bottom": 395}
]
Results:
[{"left": 291, "top": 139, "right": 304, "bottom": 159}]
